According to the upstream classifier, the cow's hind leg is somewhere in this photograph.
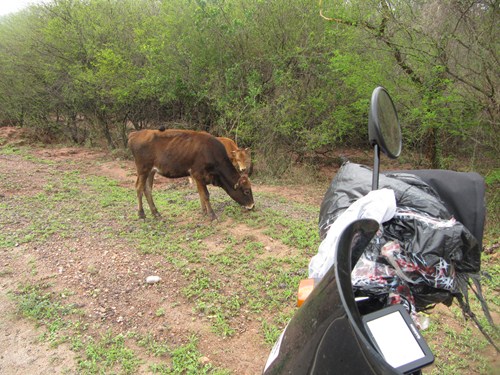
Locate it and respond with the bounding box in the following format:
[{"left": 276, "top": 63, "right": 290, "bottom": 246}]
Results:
[
  {"left": 135, "top": 173, "right": 148, "bottom": 219},
  {"left": 144, "top": 169, "right": 161, "bottom": 218},
  {"left": 194, "top": 179, "right": 217, "bottom": 221}
]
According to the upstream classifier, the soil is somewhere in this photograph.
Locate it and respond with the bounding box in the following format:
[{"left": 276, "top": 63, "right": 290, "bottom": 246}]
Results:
[{"left": 0, "top": 127, "right": 498, "bottom": 374}]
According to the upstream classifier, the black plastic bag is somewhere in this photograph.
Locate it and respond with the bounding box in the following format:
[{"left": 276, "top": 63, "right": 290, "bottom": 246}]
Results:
[{"left": 319, "top": 162, "right": 481, "bottom": 274}]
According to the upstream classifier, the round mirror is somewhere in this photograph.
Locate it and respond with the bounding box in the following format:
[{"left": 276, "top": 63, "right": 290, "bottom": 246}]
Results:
[{"left": 368, "top": 87, "right": 402, "bottom": 159}]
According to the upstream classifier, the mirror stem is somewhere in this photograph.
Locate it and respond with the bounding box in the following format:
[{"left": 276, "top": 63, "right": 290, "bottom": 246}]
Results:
[{"left": 372, "top": 144, "right": 380, "bottom": 190}]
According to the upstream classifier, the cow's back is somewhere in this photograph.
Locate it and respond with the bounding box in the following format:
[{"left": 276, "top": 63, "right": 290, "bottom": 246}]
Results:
[
  {"left": 128, "top": 129, "right": 234, "bottom": 178},
  {"left": 155, "top": 129, "right": 228, "bottom": 166}
]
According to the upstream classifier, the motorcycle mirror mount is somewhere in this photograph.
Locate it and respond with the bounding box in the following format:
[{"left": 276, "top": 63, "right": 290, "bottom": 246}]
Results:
[{"left": 368, "top": 86, "right": 402, "bottom": 190}]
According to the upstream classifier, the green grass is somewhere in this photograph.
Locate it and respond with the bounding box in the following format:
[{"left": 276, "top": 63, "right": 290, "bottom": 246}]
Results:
[
  {"left": 79, "top": 332, "right": 142, "bottom": 374},
  {"left": 426, "top": 318, "right": 496, "bottom": 375},
  {"left": 0, "top": 143, "right": 56, "bottom": 164},
  {"left": 261, "top": 319, "right": 283, "bottom": 345},
  {"left": 138, "top": 333, "right": 169, "bottom": 357},
  {"left": 9, "top": 283, "right": 84, "bottom": 347},
  {"left": 0, "top": 144, "right": 25, "bottom": 156},
  {"left": 148, "top": 337, "right": 231, "bottom": 375},
  {"left": 223, "top": 197, "right": 319, "bottom": 254}
]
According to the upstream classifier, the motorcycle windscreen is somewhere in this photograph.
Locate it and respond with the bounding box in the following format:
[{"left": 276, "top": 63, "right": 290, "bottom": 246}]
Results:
[{"left": 263, "top": 219, "right": 399, "bottom": 375}]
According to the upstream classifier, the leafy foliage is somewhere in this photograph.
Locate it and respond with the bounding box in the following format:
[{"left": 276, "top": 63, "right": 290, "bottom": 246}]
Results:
[{"left": 0, "top": 0, "right": 498, "bottom": 170}]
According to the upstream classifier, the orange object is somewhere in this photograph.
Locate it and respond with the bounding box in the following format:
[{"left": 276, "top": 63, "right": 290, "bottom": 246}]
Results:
[{"left": 297, "top": 278, "right": 317, "bottom": 307}]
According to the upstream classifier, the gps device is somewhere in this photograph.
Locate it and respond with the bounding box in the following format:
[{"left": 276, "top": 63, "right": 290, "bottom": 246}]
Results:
[{"left": 362, "top": 304, "right": 434, "bottom": 374}]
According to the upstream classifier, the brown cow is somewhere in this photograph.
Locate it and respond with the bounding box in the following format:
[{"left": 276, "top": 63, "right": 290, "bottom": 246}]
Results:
[
  {"left": 216, "top": 137, "right": 252, "bottom": 175},
  {"left": 128, "top": 129, "right": 254, "bottom": 220}
]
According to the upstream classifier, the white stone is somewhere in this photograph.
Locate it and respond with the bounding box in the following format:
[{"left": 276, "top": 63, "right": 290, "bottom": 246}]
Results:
[{"left": 146, "top": 275, "right": 161, "bottom": 284}]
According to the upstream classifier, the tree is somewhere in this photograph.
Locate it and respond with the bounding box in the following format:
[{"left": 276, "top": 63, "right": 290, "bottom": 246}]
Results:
[{"left": 319, "top": 0, "right": 499, "bottom": 167}]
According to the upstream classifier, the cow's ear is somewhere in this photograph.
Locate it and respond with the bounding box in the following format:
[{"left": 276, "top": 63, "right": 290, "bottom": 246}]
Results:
[{"left": 235, "top": 175, "right": 248, "bottom": 189}]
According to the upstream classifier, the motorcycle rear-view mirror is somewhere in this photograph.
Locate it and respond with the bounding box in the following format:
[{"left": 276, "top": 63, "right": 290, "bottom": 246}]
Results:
[{"left": 368, "top": 86, "right": 402, "bottom": 190}]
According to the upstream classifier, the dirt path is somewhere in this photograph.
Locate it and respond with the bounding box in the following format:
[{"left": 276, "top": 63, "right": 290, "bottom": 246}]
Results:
[{"left": 0, "top": 252, "right": 77, "bottom": 375}]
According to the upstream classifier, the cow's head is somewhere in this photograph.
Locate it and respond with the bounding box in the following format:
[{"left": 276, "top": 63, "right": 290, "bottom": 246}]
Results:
[
  {"left": 231, "top": 174, "right": 254, "bottom": 210},
  {"left": 232, "top": 148, "right": 251, "bottom": 173}
]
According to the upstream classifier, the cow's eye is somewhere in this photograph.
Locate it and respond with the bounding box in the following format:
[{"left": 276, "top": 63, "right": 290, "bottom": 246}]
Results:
[{"left": 244, "top": 189, "right": 250, "bottom": 195}]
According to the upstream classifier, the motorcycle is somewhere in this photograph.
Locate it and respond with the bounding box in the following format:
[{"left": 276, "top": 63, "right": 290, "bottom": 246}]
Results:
[{"left": 262, "top": 87, "right": 493, "bottom": 374}]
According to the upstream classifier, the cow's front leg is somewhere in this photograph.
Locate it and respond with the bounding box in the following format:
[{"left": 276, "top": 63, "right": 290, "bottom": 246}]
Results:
[{"left": 194, "top": 179, "right": 217, "bottom": 220}]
